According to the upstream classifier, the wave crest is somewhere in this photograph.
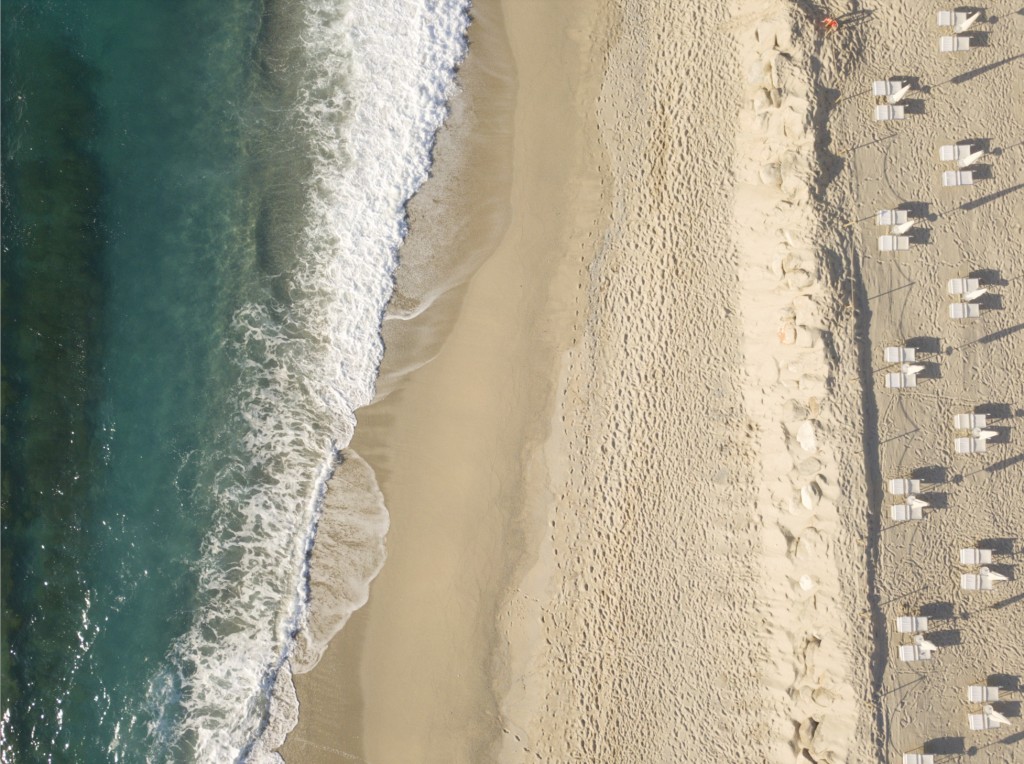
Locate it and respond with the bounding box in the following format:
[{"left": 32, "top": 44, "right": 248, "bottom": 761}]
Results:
[{"left": 141, "top": 0, "right": 470, "bottom": 759}]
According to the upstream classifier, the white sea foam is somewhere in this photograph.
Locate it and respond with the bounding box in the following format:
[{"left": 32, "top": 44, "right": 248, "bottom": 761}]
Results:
[{"left": 142, "top": 0, "right": 470, "bottom": 760}]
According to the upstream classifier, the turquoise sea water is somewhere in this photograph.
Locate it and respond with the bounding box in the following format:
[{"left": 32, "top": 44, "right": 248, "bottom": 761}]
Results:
[{"left": 2, "top": 0, "right": 468, "bottom": 760}]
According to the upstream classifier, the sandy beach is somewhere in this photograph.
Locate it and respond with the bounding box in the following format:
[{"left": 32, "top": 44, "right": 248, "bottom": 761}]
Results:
[
  {"left": 278, "top": 1, "right": 1024, "bottom": 762},
  {"left": 825, "top": 4, "right": 1024, "bottom": 761}
]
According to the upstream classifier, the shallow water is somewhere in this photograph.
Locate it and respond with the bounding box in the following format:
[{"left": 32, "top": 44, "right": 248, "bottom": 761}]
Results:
[{"left": 1, "top": 0, "right": 468, "bottom": 759}]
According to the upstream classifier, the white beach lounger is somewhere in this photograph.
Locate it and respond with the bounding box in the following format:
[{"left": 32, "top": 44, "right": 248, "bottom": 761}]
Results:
[
  {"left": 968, "top": 685, "right": 1001, "bottom": 703},
  {"left": 949, "top": 302, "right": 981, "bottom": 319},
  {"left": 938, "top": 10, "right": 981, "bottom": 32},
  {"left": 940, "top": 143, "right": 971, "bottom": 162},
  {"left": 948, "top": 277, "right": 981, "bottom": 295},
  {"left": 875, "top": 104, "right": 906, "bottom": 121},
  {"left": 896, "top": 615, "right": 929, "bottom": 633},
  {"left": 955, "top": 436, "right": 987, "bottom": 454},
  {"left": 876, "top": 209, "right": 909, "bottom": 227},
  {"left": 872, "top": 80, "right": 911, "bottom": 103},
  {"left": 898, "top": 644, "right": 933, "bottom": 662},
  {"left": 969, "top": 713, "right": 999, "bottom": 730},
  {"left": 962, "top": 573, "right": 989, "bottom": 590},
  {"left": 960, "top": 548, "right": 994, "bottom": 565},
  {"left": 969, "top": 706, "right": 1010, "bottom": 730},
  {"left": 954, "top": 413, "right": 987, "bottom": 429},
  {"left": 891, "top": 504, "right": 924, "bottom": 521},
  {"left": 961, "top": 568, "right": 1009, "bottom": 590},
  {"left": 879, "top": 235, "right": 910, "bottom": 251},
  {"left": 885, "top": 371, "right": 917, "bottom": 389},
  {"left": 942, "top": 170, "right": 974, "bottom": 187},
  {"left": 903, "top": 755, "right": 935, "bottom": 764},
  {"left": 899, "top": 635, "right": 938, "bottom": 662},
  {"left": 941, "top": 143, "right": 985, "bottom": 167},
  {"left": 872, "top": 80, "right": 901, "bottom": 97},
  {"left": 884, "top": 346, "right": 916, "bottom": 363},
  {"left": 940, "top": 35, "right": 971, "bottom": 52},
  {"left": 888, "top": 478, "right": 921, "bottom": 495}
]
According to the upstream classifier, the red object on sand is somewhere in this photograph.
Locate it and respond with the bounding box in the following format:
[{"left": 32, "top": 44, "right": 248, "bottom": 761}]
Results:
[{"left": 822, "top": 17, "right": 839, "bottom": 32}]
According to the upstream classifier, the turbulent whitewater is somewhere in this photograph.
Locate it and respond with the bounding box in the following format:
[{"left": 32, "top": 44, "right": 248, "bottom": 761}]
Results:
[
  {"left": 1, "top": 0, "right": 468, "bottom": 761},
  {"left": 152, "top": 1, "right": 470, "bottom": 759}
]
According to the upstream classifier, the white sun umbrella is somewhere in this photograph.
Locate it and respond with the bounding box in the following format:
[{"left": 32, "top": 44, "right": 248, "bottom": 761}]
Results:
[
  {"left": 914, "top": 634, "right": 938, "bottom": 653},
  {"left": 959, "top": 149, "right": 985, "bottom": 168},
  {"left": 955, "top": 12, "right": 981, "bottom": 32}
]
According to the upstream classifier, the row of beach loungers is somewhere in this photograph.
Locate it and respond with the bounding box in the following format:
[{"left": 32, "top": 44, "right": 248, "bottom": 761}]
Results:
[
  {"left": 892, "top": 506, "right": 1012, "bottom": 750},
  {"left": 886, "top": 410, "right": 1001, "bottom": 491},
  {"left": 873, "top": 96, "right": 984, "bottom": 185},
  {"left": 938, "top": 9, "right": 981, "bottom": 53},
  {"left": 870, "top": 11, "right": 1016, "bottom": 757},
  {"left": 875, "top": 206, "right": 993, "bottom": 324},
  {"left": 878, "top": 135, "right": 996, "bottom": 380},
  {"left": 876, "top": 141, "right": 985, "bottom": 241},
  {"left": 873, "top": 12, "right": 981, "bottom": 122}
]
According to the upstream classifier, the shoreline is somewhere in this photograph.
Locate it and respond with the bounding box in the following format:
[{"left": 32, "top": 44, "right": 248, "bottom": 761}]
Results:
[{"left": 280, "top": 0, "right": 614, "bottom": 759}]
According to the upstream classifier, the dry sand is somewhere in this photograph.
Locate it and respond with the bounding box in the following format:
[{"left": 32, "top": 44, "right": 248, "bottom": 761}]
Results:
[
  {"left": 822, "top": 4, "right": 1024, "bottom": 761},
  {"left": 277, "top": 0, "right": 1024, "bottom": 762}
]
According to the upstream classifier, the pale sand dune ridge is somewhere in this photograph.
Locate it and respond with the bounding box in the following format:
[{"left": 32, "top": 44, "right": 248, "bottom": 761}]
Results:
[
  {"left": 499, "top": 1, "right": 878, "bottom": 761},
  {"left": 729, "top": 3, "right": 875, "bottom": 761}
]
